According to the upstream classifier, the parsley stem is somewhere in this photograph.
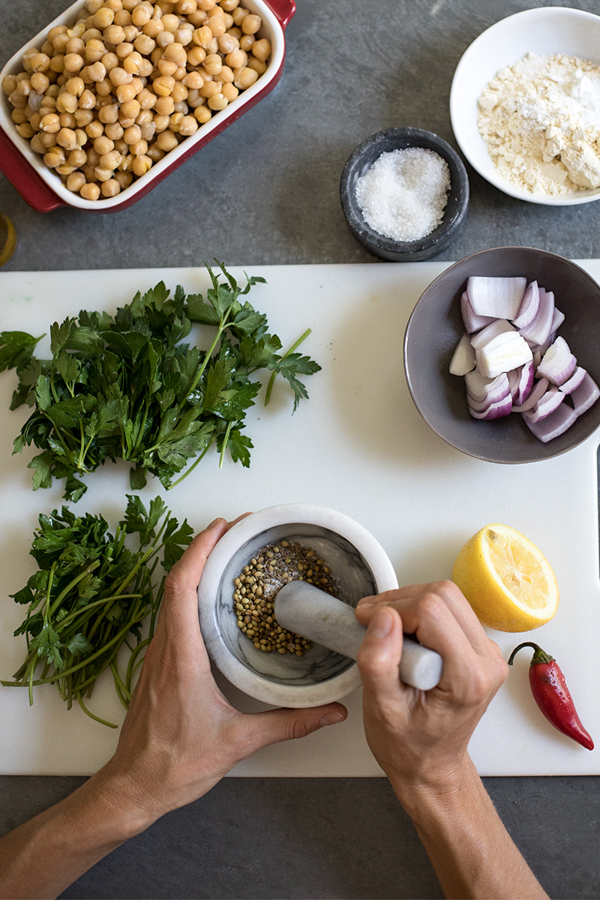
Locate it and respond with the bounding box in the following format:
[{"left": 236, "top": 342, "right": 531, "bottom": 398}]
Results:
[
  {"left": 49, "top": 560, "right": 100, "bottom": 619},
  {"left": 77, "top": 695, "right": 117, "bottom": 729},
  {"left": 264, "top": 328, "right": 312, "bottom": 406},
  {"left": 219, "top": 420, "right": 234, "bottom": 468},
  {"left": 54, "top": 593, "right": 143, "bottom": 631},
  {"left": 168, "top": 436, "right": 214, "bottom": 489}
]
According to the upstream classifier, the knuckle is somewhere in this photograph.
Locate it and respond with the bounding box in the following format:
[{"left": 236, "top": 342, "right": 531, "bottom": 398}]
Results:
[{"left": 416, "top": 591, "right": 446, "bottom": 620}]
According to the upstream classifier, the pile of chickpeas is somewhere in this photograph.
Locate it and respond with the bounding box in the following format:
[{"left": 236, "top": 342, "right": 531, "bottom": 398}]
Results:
[{"left": 2, "top": 0, "right": 271, "bottom": 201}]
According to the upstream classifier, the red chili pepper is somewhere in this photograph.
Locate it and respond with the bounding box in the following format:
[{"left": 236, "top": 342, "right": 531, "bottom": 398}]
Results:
[{"left": 508, "top": 642, "right": 594, "bottom": 751}]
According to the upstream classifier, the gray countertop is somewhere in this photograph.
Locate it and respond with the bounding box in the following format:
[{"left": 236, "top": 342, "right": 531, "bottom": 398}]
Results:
[{"left": 1, "top": 1, "right": 600, "bottom": 897}]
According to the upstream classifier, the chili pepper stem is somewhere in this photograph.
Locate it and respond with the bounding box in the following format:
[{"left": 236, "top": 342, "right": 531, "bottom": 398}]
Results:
[{"left": 508, "top": 641, "right": 555, "bottom": 666}]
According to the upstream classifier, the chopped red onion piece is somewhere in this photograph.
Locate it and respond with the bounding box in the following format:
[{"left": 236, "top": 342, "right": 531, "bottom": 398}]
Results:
[
  {"left": 465, "top": 370, "right": 510, "bottom": 403},
  {"left": 469, "top": 318, "right": 515, "bottom": 350},
  {"left": 467, "top": 276, "right": 526, "bottom": 318},
  {"left": 518, "top": 288, "right": 555, "bottom": 346},
  {"left": 537, "top": 336, "right": 577, "bottom": 386},
  {"left": 571, "top": 373, "right": 600, "bottom": 416},
  {"left": 514, "top": 360, "right": 535, "bottom": 406},
  {"left": 522, "top": 404, "right": 578, "bottom": 442},
  {"left": 507, "top": 368, "right": 520, "bottom": 399},
  {"left": 475, "top": 331, "right": 533, "bottom": 378},
  {"left": 512, "top": 377, "right": 549, "bottom": 412},
  {"left": 558, "top": 366, "right": 587, "bottom": 395},
  {"left": 468, "top": 394, "right": 513, "bottom": 420},
  {"left": 551, "top": 307, "right": 565, "bottom": 331},
  {"left": 522, "top": 385, "right": 565, "bottom": 423},
  {"left": 513, "top": 281, "right": 540, "bottom": 329},
  {"left": 449, "top": 332, "right": 476, "bottom": 376},
  {"left": 460, "top": 291, "right": 496, "bottom": 334}
]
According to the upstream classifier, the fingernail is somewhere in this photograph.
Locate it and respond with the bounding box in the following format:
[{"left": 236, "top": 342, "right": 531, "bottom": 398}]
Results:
[
  {"left": 319, "top": 711, "right": 346, "bottom": 728},
  {"left": 207, "top": 517, "right": 224, "bottom": 529},
  {"left": 357, "top": 596, "right": 376, "bottom": 607},
  {"left": 369, "top": 608, "right": 393, "bottom": 638}
]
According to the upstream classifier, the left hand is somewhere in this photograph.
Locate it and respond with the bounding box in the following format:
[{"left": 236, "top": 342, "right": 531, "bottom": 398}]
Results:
[{"left": 98, "top": 517, "right": 347, "bottom": 830}]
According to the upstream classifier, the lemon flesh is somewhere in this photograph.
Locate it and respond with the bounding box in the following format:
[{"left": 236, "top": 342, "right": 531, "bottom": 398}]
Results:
[{"left": 452, "top": 523, "right": 559, "bottom": 632}]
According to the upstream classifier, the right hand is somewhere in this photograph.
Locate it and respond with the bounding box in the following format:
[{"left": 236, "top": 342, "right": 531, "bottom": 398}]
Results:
[{"left": 354, "top": 581, "right": 507, "bottom": 797}]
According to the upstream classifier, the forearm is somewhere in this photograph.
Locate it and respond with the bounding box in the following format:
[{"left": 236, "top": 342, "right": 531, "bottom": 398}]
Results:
[
  {"left": 389, "top": 759, "right": 548, "bottom": 900},
  {"left": 0, "top": 766, "right": 153, "bottom": 900}
]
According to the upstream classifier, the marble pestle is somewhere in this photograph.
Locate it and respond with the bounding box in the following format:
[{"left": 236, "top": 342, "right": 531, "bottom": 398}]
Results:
[{"left": 274, "top": 581, "right": 443, "bottom": 691}]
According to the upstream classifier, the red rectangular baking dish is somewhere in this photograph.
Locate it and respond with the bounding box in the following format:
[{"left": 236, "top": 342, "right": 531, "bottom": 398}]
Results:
[{"left": 0, "top": 0, "right": 295, "bottom": 213}]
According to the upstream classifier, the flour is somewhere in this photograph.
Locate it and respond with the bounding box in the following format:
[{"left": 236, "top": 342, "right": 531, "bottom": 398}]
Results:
[{"left": 478, "top": 52, "right": 600, "bottom": 195}]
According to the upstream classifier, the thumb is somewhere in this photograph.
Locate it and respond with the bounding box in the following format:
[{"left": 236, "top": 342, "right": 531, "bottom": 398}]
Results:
[{"left": 242, "top": 703, "right": 348, "bottom": 752}]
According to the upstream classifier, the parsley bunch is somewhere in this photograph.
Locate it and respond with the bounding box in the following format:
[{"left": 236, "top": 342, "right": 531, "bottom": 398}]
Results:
[
  {"left": 0, "top": 263, "right": 320, "bottom": 502},
  {"left": 2, "top": 495, "right": 192, "bottom": 727}
]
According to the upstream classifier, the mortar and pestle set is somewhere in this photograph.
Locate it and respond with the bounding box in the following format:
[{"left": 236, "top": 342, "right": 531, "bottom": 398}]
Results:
[{"left": 198, "top": 505, "right": 442, "bottom": 707}]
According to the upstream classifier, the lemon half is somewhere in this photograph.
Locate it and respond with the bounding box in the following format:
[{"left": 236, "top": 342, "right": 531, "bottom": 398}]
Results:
[{"left": 452, "top": 523, "right": 559, "bottom": 632}]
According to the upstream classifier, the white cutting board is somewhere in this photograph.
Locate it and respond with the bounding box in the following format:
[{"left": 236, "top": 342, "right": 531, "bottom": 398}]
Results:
[{"left": 0, "top": 263, "right": 598, "bottom": 777}]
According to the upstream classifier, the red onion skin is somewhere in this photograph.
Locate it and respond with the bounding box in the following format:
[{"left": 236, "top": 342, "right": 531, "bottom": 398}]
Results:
[{"left": 508, "top": 643, "right": 594, "bottom": 751}]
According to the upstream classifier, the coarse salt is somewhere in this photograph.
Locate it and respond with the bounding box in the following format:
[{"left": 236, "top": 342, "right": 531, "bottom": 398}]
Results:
[{"left": 355, "top": 147, "right": 451, "bottom": 242}]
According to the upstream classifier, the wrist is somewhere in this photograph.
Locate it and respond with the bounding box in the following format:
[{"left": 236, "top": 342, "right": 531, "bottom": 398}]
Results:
[
  {"left": 78, "top": 763, "right": 161, "bottom": 843},
  {"left": 387, "top": 755, "right": 482, "bottom": 827}
]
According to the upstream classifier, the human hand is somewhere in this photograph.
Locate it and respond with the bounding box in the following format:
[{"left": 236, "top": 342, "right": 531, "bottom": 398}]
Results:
[
  {"left": 355, "top": 581, "right": 507, "bottom": 801},
  {"left": 97, "top": 517, "right": 347, "bottom": 831}
]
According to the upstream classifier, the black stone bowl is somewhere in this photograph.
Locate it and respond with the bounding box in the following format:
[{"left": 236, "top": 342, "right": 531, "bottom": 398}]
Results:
[
  {"left": 340, "top": 127, "right": 469, "bottom": 262},
  {"left": 404, "top": 246, "right": 600, "bottom": 463}
]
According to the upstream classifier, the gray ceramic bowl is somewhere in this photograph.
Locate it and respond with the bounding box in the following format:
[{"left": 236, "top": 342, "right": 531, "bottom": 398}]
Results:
[
  {"left": 197, "top": 504, "right": 398, "bottom": 707},
  {"left": 340, "top": 127, "right": 469, "bottom": 261},
  {"left": 404, "top": 246, "right": 600, "bottom": 463}
]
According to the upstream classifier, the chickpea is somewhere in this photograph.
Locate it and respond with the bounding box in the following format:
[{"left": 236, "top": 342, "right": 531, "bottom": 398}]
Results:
[
  {"left": 74, "top": 109, "right": 93, "bottom": 129},
  {"left": 154, "top": 94, "right": 175, "bottom": 115},
  {"left": 44, "top": 146, "right": 66, "bottom": 167},
  {"left": 57, "top": 92, "right": 79, "bottom": 114},
  {"left": 123, "top": 24, "right": 141, "bottom": 41},
  {"left": 183, "top": 70, "right": 204, "bottom": 89},
  {"left": 171, "top": 81, "right": 188, "bottom": 103},
  {"left": 143, "top": 18, "right": 164, "bottom": 38},
  {"left": 220, "top": 0, "right": 239, "bottom": 9},
  {"left": 239, "top": 33, "right": 254, "bottom": 52},
  {"left": 116, "top": 41, "right": 135, "bottom": 59},
  {"left": 40, "top": 131, "right": 59, "bottom": 148},
  {"left": 175, "top": 26, "right": 194, "bottom": 45},
  {"left": 114, "top": 8, "right": 132, "bottom": 25},
  {"left": 99, "top": 177, "right": 120, "bottom": 196},
  {"left": 81, "top": 181, "right": 101, "bottom": 200},
  {"left": 48, "top": 25, "right": 68, "bottom": 41},
  {"left": 153, "top": 74, "right": 175, "bottom": 96},
  {"left": 40, "top": 112, "right": 61, "bottom": 133},
  {"left": 104, "top": 121, "right": 123, "bottom": 140},
  {"left": 214, "top": 64, "right": 233, "bottom": 83},
  {"left": 16, "top": 122, "right": 36, "bottom": 139},
  {"left": 58, "top": 111, "right": 77, "bottom": 128},
  {"left": 248, "top": 57, "right": 266, "bottom": 75},
  {"left": 102, "top": 52, "right": 119, "bottom": 71},
  {"left": 217, "top": 32, "right": 238, "bottom": 54},
  {"left": 157, "top": 57, "right": 178, "bottom": 77},
  {"left": 68, "top": 147, "right": 88, "bottom": 166},
  {"left": 156, "top": 129, "right": 178, "bottom": 151},
  {"left": 198, "top": 79, "right": 220, "bottom": 100},
  {"left": 123, "top": 123, "right": 142, "bottom": 143},
  {"left": 94, "top": 165, "right": 113, "bottom": 181},
  {"left": 56, "top": 163, "right": 77, "bottom": 176},
  {"left": 116, "top": 81, "right": 137, "bottom": 102},
  {"left": 16, "top": 79, "right": 32, "bottom": 97},
  {"left": 87, "top": 60, "right": 107, "bottom": 81},
  {"left": 206, "top": 15, "right": 225, "bottom": 36},
  {"left": 207, "top": 91, "right": 228, "bottom": 110},
  {"left": 153, "top": 113, "right": 170, "bottom": 132},
  {"left": 104, "top": 24, "right": 127, "bottom": 44},
  {"left": 161, "top": 13, "right": 179, "bottom": 31},
  {"left": 197, "top": 0, "right": 216, "bottom": 8},
  {"left": 30, "top": 133, "right": 47, "bottom": 154},
  {"left": 66, "top": 170, "right": 87, "bottom": 192},
  {"left": 227, "top": 25, "right": 242, "bottom": 39},
  {"left": 50, "top": 55, "right": 66, "bottom": 74},
  {"left": 99, "top": 149, "right": 122, "bottom": 169},
  {"left": 186, "top": 46, "right": 206, "bottom": 66},
  {"left": 233, "top": 65, "right": 257, "bottom": 89},
  {"left": 147, "top": 142, "right": 165, "bottom": 161},
  {"left": 82, "top": 27, "right": 103, "bottom": 41},
  {"left": 187, "top": 9, "right": 207, "bottom": 26},
  {"left": 131, "top": 4, "right": 151, "bottom": 25},
  {"left": 114, "top": 169, "right": 133, "bottom": 189},
  {"left": 98, "top": 102, "right": 118, "bottom": 123},
  {"left": 225, "top": 48, "right": 246, "bottom": 69},
  {"left": 163, "top": 41, "right": 187, "bottom": 65},
  {"left": 86, "top": 38, "right": 106, "bottom": 62},
  {"left": 96, "top": 79, "right": 113, "bottom": 96},
  {"left": 139, "top": 120, "right": 156, "bottom": 140},
  {"left": 93, "top": 134, "right": 114, "bottom": 154},
  {"left": 157, "top": 29, "right": 175, "bottom": 48},
  {"left": 231, "top": 6, "right": 248, "bottom": 25},
  {"left": 64, "top": 53, "right": 85, "bottom": 73},
  {"left": 221, "top": 81, "right": 238, "bottom": 102},
  {"left": 137, "top": 86, "right": 157, "bottom": 108},
  {"left": 86, "top": 119, "right": 104, "bottom": 139},
  {"left": 2, "top": 75, "right": 17, "bottom": 95},
  {"left": 65, "top": 75, "right": 85, "bottom": 95},
  {"left": 132, "top": 153, "right": 153, "bottom": 175},
  {"left": 178, "top": 0, "right": 197, "bottom": 13},
  {"left": 192, "top": 25, "right": 213, "bottom": 48},
  {"left": 178, "top": 113, "right": 198, "bottom": 135},
  {"left": 95, "top": 7, "right": 115, "bottom": 28},
  {"left": 30, "top": 52, "right": 52, "bottom": 73},
  {"left": 66, "top": 38, "right": 86, "bottom": 55},
  {"left": 203, "top": 52, "right": 222, "bottom": 75},
  {"left": 123, "top": 50, "right": 144, "bottom": 72},
  {"left": 138, "top": 57, "right": 154, "bottom": 77}
]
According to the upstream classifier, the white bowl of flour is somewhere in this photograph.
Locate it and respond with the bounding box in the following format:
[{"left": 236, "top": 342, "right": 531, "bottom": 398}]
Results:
[{"left": 450, "top": 7, "right": 600, "bottom": 205}]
